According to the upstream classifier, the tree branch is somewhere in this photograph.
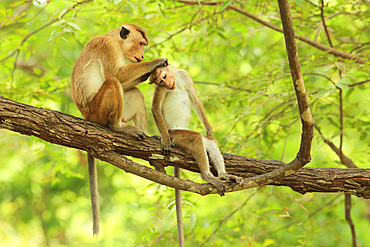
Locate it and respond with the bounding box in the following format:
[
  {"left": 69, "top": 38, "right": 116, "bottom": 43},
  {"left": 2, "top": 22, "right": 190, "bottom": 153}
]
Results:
[
  {"left": 176, "top": 0, "right": 367, "bottom": 64},
  {"left": 1, "top": 96, "right": 369, "bottom": 198},
  {"left": 314, "top": 124, "right": 356, "bottom": 168},
  {"left": 319, "top": 0, "right": 333, "bottom": 47}
]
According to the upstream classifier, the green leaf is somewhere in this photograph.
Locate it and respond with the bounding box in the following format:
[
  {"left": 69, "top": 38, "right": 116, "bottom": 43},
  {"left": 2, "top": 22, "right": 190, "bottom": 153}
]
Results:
[
  {"left": 219, "top": 0, "right": 232, "bottom": 12},
  {"left": 255, "top": 104, "right": 263, "bottom": 115},
  {"left": 335, "top": 81, "right": 349, "bottom": 90},
  {"left": 190, "top": 213, "right": 197, "bottom": 230},
  {"left": 315, "top": 88, "right": 331, "bottom": 98},
  {"left": 67, "top": 22, "right": 81, "bottom": 31}
]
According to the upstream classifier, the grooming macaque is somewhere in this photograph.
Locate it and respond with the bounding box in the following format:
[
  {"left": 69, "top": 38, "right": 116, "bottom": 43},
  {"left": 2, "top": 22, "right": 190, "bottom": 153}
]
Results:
[
  {"left": 150, "top": 65, "right": 243, "bottom": 196},
  {"left": 71, "top": 23, "right": 167, "bottom": 235}
]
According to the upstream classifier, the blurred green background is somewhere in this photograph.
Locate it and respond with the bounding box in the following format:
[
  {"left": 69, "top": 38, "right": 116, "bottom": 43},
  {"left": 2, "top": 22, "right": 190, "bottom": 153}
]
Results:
[{"left": 0, "top": 0, "right": 369, "bottom": 246}]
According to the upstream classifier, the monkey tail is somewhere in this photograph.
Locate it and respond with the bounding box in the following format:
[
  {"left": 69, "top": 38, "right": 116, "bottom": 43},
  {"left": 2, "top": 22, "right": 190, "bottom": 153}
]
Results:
[
  {"left": 174, "top": 166, "right": 185, "bottom": 247},
  {"left": 88, "top": 153, "right": 100, "bottom": 236}
]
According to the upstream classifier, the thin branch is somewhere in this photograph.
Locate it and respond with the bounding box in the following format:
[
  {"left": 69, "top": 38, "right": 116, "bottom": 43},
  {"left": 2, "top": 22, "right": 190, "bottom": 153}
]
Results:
[
  {"left": 0, "top": 0, "right": 93, "bottom": 63},
  {"left": 176, "top": 0, "right": 367, "bottom": 64},
  {"left": 314, "top": 124, "right": 356, "bottom": 168},
  {"left": 303, "top": 72, "right": 336, "bottom": 84},
  {"left": 255, "top": 194, "right": 341, "bottom": 239},
  {"left": 199, "top": 190, "right": 258, "bottom": 246},
  {"left": 339, "top": 88, "right": 343, "bottom": 157},
  {"left": 194, "top": 80, "right": 253, "bottom": 93},
  {"left": 348, "top": 79, "right": 369, "bottom": 87},
  {"left": 319, "top": 0, "right": 333, "bottom": 47},
  {"left": 149, "top": 13, "right": 218, "bottom": 51},
  {"left": 302, "top": 0, "right": 319, "bottom": 8}
]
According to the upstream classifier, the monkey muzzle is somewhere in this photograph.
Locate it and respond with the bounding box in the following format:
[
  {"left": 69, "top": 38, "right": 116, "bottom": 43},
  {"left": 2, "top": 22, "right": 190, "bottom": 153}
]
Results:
[{"left": 169, "top": 81, "right": 176, "bottom": 90}]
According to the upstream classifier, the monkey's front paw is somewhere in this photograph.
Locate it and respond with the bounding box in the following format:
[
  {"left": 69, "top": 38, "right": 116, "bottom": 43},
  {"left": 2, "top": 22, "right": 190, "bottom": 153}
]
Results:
[
  {"left": 153, "top": 58, "right": 168, "bottom": 68},
  {"left": 219, "top": 174, "right": 244, "bottom": 185},
  {"left": 161, "top": 58, "right": 168, "bottom": 67}
]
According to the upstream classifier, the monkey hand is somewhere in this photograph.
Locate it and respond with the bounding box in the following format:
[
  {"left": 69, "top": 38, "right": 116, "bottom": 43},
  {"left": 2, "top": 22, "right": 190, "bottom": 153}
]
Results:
[
  {"left": 161, "top": 137, "right": 174, "bottom": 156},
  {"left": 151, "top": 58, "right": 168, "bottom": 70},
  {"left": 202, "top": 172, "right": 226, "bottom": 196},
  {"left": 218, "top": 173, "right": 244, "bottom": 185}
]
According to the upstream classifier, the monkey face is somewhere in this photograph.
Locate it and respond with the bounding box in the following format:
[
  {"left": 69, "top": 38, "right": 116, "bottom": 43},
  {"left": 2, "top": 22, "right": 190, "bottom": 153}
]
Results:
[
  {"left": 118, "top": 24, "right": 148, "bottom": 64},
  {"left": 150, "top": 66, "right": 176, "bottom": 90}
]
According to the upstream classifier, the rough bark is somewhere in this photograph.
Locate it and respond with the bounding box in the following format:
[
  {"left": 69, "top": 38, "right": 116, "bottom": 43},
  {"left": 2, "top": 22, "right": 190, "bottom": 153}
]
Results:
[{"left": 1, "top": 97, "right": 369, "bottom": 198}]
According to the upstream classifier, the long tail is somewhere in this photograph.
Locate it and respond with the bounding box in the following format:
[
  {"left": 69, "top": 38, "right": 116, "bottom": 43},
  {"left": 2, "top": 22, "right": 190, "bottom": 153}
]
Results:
[
  {"left": 174, "top": 166, "right": 185, "bottom": 247},
  {"left": 88, "top": 153, "right": 100, "bottom": 236}
]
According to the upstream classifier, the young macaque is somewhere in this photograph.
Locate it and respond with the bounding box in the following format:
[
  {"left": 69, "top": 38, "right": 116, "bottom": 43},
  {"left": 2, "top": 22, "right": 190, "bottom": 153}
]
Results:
[
  {"left": 71, "top": 23, "right": 168, "bottom": 235},
  {"left": 150, "top": 65, "right": 243, "bottom": 195}
]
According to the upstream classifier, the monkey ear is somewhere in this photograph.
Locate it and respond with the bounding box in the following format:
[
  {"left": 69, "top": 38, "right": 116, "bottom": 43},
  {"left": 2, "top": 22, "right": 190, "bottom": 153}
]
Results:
[
  {"left": 120, "top": 26, "right": 130, "bottom": 39},
  {"left": 149, "top": 76, "right": 154, "bottom": 84}
]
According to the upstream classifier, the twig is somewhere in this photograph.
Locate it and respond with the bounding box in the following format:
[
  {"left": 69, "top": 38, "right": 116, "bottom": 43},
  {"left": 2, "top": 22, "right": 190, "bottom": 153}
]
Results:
[
  {"left": 149, "top": 13, "right": 219, "bottom": 51},
  {"left": 319, "top": 0, "right": 333, "bottom": 47},
  {"left": 199, "top": 191, "right": 258, "bottom": 246},
  {"left": 339, "top": 88, "right": 343, "bottom": 158},
  {"left": 255, "top": 194, "right": 341, "bottom": 239},
  {"left": 348, "top": 79, "right": 369, "bottom": 87},
  {"left": 302, "top": 0, "right": 319, "bottom": 8},
  {"left": 1, "top": 0, "right": 94, "bottom": 83},
  {"left": 176, "top": 0, "right": 367, "bottom": 64},
  {"left": 314, "top": 124, "right": 357, "bottom": 168}
]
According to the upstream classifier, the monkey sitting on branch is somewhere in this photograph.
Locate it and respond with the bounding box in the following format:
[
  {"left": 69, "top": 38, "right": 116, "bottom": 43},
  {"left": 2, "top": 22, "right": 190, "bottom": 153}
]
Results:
[
  {"left": 150, "top": 65, "right": 243, "bottom": 195},
  {"left": 71, "top": 23, "right": 168, "bottom": 236}
]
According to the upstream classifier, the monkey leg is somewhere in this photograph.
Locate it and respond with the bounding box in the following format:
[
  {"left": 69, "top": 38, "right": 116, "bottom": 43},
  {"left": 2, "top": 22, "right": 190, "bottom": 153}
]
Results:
[
  {"left": 123, "top": 87, "right": 147, "bottom": 132},
  {"left": 169, "top": 129, "right": 226, "bottom": 196},
  {"left": 86, "top": 77, "right": 145, "bottom": 138},
  {"left": 85, "top": 77, "right": 123, "bottom": 127},
  {"left": 203, "top": 136, "right": 244, "bottom": 185}
]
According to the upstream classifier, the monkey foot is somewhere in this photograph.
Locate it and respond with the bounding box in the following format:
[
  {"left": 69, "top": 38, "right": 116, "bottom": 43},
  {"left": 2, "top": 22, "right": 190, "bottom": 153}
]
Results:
[
  {"left": 114, "top": 125, "right": 147, "bottom": 139},
  {"left": 219, "top": 174, "right": 244, "bottom": 185},
  {"left": 203, "top": 175, "right": 225, "bottom": 196}
]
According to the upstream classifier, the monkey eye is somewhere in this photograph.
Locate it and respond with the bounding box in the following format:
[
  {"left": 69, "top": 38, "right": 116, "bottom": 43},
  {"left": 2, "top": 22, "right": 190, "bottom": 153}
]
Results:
[{"left": 163, "top": 74, "right": 167, "bottom": 79}]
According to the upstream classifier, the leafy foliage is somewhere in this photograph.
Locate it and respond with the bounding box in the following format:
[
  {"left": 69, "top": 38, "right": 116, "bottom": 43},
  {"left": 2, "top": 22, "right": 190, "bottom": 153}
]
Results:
[{"left": 0, "top": 0, "right": 369, "bottom": 246}]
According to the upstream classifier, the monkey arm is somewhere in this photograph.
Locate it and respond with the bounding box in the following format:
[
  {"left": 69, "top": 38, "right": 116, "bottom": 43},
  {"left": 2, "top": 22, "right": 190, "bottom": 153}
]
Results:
[
  {"left": 151, "top": 87, "right": 172, "bottom": 154},
  {"left": 188, "top": 84, "right": 214, "bottom": 138},
  {"left": 114, "top": 58, "right": 168, "bottom": 90}
]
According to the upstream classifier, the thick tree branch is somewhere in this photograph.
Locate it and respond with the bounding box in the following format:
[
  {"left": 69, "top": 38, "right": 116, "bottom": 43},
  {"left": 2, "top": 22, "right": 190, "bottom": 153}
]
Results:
[{"left": 1, "top": 96, "right": 369, "bottom": 198}]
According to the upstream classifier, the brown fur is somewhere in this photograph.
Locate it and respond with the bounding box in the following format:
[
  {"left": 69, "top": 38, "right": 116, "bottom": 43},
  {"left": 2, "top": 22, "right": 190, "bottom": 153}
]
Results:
[{"left": 71, "top": 23, "right": 167, "bottom": 236}]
